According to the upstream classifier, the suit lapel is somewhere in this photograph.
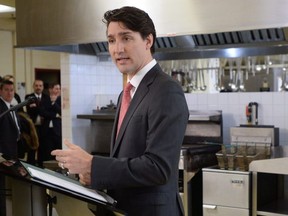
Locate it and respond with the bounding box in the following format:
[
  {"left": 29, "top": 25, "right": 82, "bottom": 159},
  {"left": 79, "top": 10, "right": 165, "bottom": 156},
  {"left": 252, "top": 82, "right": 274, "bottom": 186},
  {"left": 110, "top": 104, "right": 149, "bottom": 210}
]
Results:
[
  {"left": 111, "top": 64, "right": 160, "bottom": 156},
  {"left": 0, "top": 99, "right": 19, "bottom": 131},
  {"left": 110, "top": 95, "right": 121, "bottom": 155}
]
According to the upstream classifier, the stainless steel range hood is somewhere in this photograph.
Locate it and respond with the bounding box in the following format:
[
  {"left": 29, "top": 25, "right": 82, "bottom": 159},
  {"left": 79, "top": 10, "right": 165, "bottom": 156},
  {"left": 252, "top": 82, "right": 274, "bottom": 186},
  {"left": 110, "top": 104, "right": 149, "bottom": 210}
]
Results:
[
  {"left": 23, "top": 28, "right": 288, "bottom": 61},
  {"left": 15, "top": 0, "right": 288, "bottom": 60},
  {"left": 153, "top": 28, "right": 288, "bottom": 60}
]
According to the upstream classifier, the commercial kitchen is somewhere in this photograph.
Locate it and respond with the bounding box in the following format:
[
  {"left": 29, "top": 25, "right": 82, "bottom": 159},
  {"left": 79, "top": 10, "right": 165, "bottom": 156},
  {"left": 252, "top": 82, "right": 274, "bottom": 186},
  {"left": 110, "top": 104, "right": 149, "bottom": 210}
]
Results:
[{"left": 1, "top": 0, "right": 288, "bottom": 215}]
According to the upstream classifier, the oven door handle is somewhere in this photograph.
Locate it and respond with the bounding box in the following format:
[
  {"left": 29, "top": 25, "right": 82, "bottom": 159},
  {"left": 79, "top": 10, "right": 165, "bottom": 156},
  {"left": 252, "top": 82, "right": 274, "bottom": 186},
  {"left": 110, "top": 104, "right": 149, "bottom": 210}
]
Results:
[{"left": 203, "top": 204, "right": 217, "bottom": 209}]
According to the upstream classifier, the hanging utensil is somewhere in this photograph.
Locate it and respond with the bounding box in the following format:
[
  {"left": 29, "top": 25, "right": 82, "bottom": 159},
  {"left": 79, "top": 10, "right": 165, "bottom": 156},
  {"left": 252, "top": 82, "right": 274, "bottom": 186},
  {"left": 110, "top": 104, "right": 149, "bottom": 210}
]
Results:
[
  {"left": 228, "top": 58, "right": 234, "bottom": 88},
  {"left": 200, "top": 70, "right": 207, "bottom": 91},
  {"left": 219, "top": 68, "right": 225, "bottom": 91},
  {"left": 280, "top": 68, "right": 288, "bottom": 91},
  {"left": 219, "top": 58, "right": 227, "bottom": 91},
  {"left": 186, "top": 69, "right": 193, "bottom": 93},
  {"left": 265, "top": 56, "right": 271, "bottom": 74},
  {"left": 251, "top": 57, "right": 256, "bottom": 76},
  {"left": 238, "top": 70, "right": 246, "bottom": 92},
  {"left": 200, "top": 59, "right": 208, "bottom": 91},
  {"left": 230, "top": 70, "right": 238, "bottom": 92},
  {"left": 235, "top": 58, "right": 241, "bottom": 90},
  {"left": 214, "top": 68, "right": 220, "bottom": 91},
  {"left": 214, "top": 59, "right": 222, "bottom": 91},
  {"left": 285, "top": 70, "right": 288, "bottom": 90}
]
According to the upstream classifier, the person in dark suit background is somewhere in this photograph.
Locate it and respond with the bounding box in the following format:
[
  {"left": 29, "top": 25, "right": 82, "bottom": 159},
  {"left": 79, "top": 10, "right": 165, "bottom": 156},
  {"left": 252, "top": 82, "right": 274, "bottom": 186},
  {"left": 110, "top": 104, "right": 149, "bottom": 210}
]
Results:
[
  {"left": 0, "top": 80, "right": 21, "bottom": 160},
  {"left": 52, "top": 6, "right": 188, "bottom": 216},
  {"left": 39, "top": 83, "right": 62, "bottom": 167},
  {"left": 0, "top": 79, "right": 20, "bottom": 216},
  {"left": 47, "top": 83, "right": 62, "bottom": 150},
  {"left": 2, "top": 75, "right": 21, "bottom": 106},
  {"left": 2, "top": 75, "right": 29, "bottom": 160},
  {"left": 25, "top": 79, "right": 50, "bottom": 165}
]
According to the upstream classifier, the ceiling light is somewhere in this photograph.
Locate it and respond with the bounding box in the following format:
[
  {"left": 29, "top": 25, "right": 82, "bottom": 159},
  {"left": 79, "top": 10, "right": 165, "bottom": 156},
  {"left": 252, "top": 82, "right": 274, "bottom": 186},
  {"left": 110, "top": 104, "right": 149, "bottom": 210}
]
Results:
[{"left": 0, "top": 4, "right": 15, "bottom": 13}]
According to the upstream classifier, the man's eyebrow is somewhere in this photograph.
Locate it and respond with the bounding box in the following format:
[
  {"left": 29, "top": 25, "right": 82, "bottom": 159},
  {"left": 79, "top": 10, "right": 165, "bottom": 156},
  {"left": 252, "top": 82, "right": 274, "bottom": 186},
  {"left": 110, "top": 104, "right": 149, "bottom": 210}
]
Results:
[{"left": 107, "top": 31, "right": 133, "bottom": 38}]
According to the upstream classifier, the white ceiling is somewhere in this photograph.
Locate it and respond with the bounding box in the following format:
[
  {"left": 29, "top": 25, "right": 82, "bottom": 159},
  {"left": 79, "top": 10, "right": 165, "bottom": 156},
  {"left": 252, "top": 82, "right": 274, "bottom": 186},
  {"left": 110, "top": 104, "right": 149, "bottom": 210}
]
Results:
[{"left": 0, "top": 0, "right": 15, "bottom": 31}]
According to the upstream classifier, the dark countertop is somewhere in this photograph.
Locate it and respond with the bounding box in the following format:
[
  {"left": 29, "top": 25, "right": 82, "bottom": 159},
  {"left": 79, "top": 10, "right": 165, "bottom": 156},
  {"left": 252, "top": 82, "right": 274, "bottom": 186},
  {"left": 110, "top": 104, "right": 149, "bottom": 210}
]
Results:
[{"left": 77, "top": 113, "right": 115, "bottom": 121}]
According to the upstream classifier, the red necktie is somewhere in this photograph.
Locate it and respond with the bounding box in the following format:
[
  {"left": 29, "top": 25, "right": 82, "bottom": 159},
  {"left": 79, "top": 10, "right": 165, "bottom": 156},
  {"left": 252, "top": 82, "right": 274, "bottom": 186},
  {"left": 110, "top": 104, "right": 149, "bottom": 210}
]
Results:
[{"left": 117, "top": 82, "right": 133, "bottom": 136}]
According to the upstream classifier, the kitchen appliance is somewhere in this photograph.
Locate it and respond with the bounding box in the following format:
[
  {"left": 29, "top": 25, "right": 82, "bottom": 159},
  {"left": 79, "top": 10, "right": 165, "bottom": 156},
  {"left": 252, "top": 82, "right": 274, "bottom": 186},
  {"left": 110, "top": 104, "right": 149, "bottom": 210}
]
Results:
[
  {"left": 246, "top": 102, "right": 259, "bottom": 125},
  {"left": 172, "top": 70, "right": 187, "bottom": 92},
  {"left": 203, "top": 168, "right": 251, "bottom": 216},
  {"left": 179, "top": 110, "right": 222, "bottom": 216},
  {"left": 203, "top": 125, "right": 279, "bottom": 216}
]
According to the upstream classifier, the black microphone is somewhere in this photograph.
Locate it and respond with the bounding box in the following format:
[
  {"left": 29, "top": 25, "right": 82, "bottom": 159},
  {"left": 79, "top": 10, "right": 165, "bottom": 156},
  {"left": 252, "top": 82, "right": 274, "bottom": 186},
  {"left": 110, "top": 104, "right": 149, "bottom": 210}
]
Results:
[{"left": 10, "top": 95, "right": 37, "bottom": 111}]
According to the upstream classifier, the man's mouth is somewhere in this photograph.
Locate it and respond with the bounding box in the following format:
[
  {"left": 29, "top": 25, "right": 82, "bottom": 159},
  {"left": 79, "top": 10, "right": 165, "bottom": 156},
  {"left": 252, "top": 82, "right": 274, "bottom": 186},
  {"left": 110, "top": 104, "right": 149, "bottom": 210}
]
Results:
[{"left": 116, "top": 57, "right": 129, "bottom": 63}]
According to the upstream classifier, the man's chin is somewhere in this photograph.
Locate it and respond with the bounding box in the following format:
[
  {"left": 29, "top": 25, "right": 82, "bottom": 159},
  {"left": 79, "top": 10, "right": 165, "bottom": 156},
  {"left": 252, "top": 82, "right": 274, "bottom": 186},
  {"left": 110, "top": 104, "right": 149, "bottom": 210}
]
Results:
[{"left": 117, "top": 66, "right": 130, "bottom": 74}]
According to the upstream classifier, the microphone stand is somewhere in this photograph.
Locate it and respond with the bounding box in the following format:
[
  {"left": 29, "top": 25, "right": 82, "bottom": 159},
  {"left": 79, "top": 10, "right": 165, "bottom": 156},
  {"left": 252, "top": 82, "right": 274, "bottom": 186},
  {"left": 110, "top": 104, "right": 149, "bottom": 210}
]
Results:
[
  {"left": 0, "top": 96, "right": 36, "bottom": 119},
  {"left": 0, "top": 108, "right": 12, "bottom": 119}
]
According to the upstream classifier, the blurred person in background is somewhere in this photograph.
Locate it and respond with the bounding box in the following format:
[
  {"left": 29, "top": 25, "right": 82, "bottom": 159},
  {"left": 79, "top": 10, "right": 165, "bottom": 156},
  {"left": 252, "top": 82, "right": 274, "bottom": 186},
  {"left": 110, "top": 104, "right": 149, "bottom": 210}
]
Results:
[
  {"left": 0, "top": 80, "right": 21, "bottom": 159},
  {"left": 38, "top": 83, "right": 62, "bottom": 167},
  {"left": 25, "top": 79, "right": 50, "bottom": 165},
  {"left": 2, "top": 75, "right": 21, "bottom": 106},
  {"left": 0, "top": 78, "right": 39, "bottom": 162},
  {"left": 0, "top": 79, "right": 20, "bottom": 216}
]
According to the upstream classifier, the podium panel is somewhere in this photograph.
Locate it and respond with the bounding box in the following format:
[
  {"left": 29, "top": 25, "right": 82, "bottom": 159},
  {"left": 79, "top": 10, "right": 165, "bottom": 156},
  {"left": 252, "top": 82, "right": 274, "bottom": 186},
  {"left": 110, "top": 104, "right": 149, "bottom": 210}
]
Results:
[
  {"left": 0, "top": 160, "right": 124, "bottom": 216},
  {"left": 10, "top": 178, "right": 47, "bottom": 216}
]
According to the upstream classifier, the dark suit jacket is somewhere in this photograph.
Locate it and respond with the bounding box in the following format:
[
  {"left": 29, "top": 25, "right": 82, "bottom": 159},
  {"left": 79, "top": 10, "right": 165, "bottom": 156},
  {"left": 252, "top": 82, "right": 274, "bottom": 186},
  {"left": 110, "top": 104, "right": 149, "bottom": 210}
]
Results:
[
  {"left": 25, "top": 93, "right": 50, "bottom": 124},
  {"left": 0, "top": 98, "right": 20, "bottom": 159},
  {"left": 41, "top": 96, "right": 62, "bottom": 137},
  {"left": 14, "top": 93, "right": 21, "bottom": 104},
  {"left": 91, "top": 64, "right": 189, "bottom": 216}
]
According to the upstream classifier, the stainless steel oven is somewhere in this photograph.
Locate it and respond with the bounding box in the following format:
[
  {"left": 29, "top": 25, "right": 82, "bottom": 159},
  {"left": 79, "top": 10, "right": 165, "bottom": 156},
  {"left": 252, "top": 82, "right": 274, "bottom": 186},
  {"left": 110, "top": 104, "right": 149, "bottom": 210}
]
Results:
[
  {"left": 202, "top": 125, "right": 279, "bottom": 216},
  {"left": 179, "top": 110, "right": 223, "bottom": 216},
  {"left": 203, "top": 168, "right": 251, "bottom": 216}
]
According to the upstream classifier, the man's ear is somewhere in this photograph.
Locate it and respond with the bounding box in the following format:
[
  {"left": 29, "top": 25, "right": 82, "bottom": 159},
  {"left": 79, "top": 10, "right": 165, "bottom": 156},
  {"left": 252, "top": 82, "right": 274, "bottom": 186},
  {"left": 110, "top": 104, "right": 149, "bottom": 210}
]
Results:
[{"left": 146, "top": 34, "right": 153, "bottom": 50}]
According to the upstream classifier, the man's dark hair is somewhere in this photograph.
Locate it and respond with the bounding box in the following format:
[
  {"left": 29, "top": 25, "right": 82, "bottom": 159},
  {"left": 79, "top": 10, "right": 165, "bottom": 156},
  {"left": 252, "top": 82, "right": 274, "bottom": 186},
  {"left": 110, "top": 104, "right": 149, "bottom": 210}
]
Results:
[
  {"left": 34, "top": 79, "right": 44, "bottom": 84},
  {"left": 0, "top": 80, "right": 14, "bottom": 89},
  {"left": 103, "top": 6, "right": 156, "bottom": 54},
  {"left": 49, "top": 83, "right": 60, "bottom": 89}
]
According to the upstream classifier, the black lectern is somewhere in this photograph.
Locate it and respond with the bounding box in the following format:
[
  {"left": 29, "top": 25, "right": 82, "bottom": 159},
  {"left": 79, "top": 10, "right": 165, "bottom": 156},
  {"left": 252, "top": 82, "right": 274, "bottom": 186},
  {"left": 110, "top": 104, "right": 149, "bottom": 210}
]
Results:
[{"left": 0, "top": 159, "right": 124, "bottom": 216}]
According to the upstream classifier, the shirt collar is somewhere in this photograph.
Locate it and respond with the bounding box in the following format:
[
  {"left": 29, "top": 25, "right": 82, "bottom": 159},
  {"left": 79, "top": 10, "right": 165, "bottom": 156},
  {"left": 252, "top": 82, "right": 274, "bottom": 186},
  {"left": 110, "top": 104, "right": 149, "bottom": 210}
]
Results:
[
  {"left": 129, "top": 59, "right": 157, "bottom": 91},
  {"left": 0, "top": 97, "right": 12, "bottom": 109},
  {"left": 34, "top": 93, "right": 42, "bottom": 98}
]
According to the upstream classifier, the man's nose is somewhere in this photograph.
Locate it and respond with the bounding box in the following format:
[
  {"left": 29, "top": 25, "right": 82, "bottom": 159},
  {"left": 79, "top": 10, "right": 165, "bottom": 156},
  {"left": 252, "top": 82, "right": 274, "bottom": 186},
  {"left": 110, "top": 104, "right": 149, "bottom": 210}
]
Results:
[{"left": 115, "top": 41, "right": 124, "bottom": 53}]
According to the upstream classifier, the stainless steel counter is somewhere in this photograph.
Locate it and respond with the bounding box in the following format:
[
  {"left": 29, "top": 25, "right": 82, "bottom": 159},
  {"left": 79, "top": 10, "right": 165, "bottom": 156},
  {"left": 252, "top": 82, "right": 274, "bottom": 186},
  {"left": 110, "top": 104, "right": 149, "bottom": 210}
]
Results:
[{"left": 76, "top": 113, "right": 115, "bottom": 155}]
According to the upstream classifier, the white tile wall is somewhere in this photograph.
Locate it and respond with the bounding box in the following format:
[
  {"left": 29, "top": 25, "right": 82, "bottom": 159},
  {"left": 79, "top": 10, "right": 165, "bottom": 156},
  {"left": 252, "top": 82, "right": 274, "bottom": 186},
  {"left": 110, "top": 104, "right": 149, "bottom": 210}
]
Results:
[
  {"left": 60, "top": 53, "right": 122, "bottom": 151},
  {"left": 61, "top": 53, "right": 288, "bottom": 151},
  {"left": 185, "top": 92, "right": 288, "bottom": 145}
]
